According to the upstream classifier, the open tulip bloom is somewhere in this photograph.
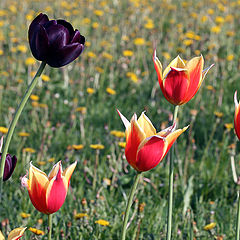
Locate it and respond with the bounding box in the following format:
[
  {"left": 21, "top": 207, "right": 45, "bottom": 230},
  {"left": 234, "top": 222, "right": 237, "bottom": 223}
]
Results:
[
  {"left": 21, "top": 161, "right": 77, "bottom": 214},
  {"left": 117, "top": 110, "right": 188, "bottom": 172},
  {"left": 234, "top": 91, "right": 240, "bottom": 140},
  {"left": 153, "top": 50, "right": 214, "bottom": 105}
]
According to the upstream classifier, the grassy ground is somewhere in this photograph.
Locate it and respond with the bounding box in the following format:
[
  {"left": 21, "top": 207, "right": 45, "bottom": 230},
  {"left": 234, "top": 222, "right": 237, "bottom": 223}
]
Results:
[{"left": 0, "top": 0, "right": 240, "bottom": 239}]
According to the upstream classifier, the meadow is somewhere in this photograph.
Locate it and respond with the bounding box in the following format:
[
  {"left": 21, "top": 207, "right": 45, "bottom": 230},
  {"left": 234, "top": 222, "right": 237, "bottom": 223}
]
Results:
[{"left": 0, "top": 0, "right": 240, "bottom": 239}]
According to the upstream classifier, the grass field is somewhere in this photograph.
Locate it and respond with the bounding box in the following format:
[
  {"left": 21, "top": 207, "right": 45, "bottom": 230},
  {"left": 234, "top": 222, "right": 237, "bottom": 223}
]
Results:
[{"left": 0, "top": 0, "right": 240, "bottom": 239}]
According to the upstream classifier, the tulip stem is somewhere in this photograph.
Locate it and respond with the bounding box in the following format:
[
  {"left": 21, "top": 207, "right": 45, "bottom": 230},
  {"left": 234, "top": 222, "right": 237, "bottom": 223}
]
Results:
[
  {"left": 48, "top": 214, "right": 53, "bottom": 240},
  {"left": 121, "top": 171, "right": 142, "bottom": 240},
  {"left": 0, "top": 61, "right": 46, "bottom": 199},
  {"left": 166, "top": 105, "right": 179, "bottom": 240}
]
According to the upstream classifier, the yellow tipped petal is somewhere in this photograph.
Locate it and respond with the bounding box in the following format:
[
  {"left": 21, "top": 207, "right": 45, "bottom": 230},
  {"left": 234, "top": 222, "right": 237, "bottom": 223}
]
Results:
[
  {"left": 163, "top": 55, "right": 185, "bottom": 79},
  {"left": 8, "top": 227, "right": 27, "bottom": 240},
  {"left": 63, "top": 161, "right": 77, "bottom": 186},
  {"left": 165, "top": 126, "right": 189, "bottom": 146},
  {"left": 48, "top": 161, "right": 62, "bottom": 181},
  {"left": 137, "top": 112, "right": 156, "bottom": 138},
  {"left": 153, "top": 50, "right": 163, "bottom": 80}
]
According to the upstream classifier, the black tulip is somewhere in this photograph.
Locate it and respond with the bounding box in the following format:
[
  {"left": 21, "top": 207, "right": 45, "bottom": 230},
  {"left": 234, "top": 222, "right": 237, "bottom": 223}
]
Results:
[
  {"left": 0, "top": 153, "right": 17, "bottom": 181},
  {"left": 28, "top": 13, "right": 85, "bottom": 68}
]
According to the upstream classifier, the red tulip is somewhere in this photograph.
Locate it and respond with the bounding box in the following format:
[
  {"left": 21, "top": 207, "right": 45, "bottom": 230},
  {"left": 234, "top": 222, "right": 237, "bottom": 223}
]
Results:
[
  {"left": 234, "top": 91, "right": 240, "bottom": 140},
  {"left": 153, "top": 50, "right": 213, "bottom": 105},
  {"left": 21, "top": 161, "right": 77, "bottom": 214},
  {"left": 117, "top": 110, "right": 188, "bottom": 172}
]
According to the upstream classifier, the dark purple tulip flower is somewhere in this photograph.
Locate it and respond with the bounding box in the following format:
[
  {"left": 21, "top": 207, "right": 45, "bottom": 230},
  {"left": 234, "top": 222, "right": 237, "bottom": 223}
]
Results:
[
  {"left": 0, "top": 153, "right": 17, "bottom": 181},
  {"left": 28, "top": 13, "right": 85, "bottom": 68}
]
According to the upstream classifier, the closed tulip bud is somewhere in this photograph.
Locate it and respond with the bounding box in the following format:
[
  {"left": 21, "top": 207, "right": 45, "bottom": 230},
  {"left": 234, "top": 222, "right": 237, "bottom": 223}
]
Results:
[
  {"left": 153, "top": 50, "right": 213, "bottom": 105},
  {"left": 21, "top": 161, "right": 77, "bottom": 214},
  {"left": 117, "top": 110, "right": 188, "bottom": 172},
  {"left": 28, "top": 13, "right": 85, "bottom": 68},
  {"left": 234, "top": 91, "right": 240, "bottom": 140},
  {"left": 0, "top": 153, "right": 17, "bottom": 181}
]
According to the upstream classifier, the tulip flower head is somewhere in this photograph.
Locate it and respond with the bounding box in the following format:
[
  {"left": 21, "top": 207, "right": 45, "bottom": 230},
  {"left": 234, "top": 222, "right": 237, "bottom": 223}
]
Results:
[
  {"left": 28, "top": 13, "right": 85, "bottom": 67},
  {"left": 234, "top": 91, "right": 240, "bottom": 140},
  {"left": 117, "top": 110, "right": 188, "bottom": 172},
  {"left": 21, "top": 161, "right": 77, "bottom": 214},
  {"left": 153, "top": 50, "right": 214, "bottom": 105}
]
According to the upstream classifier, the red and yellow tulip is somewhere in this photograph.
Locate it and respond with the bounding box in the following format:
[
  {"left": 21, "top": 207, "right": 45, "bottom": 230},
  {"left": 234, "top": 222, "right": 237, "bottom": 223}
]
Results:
[
  {"left": 21, "top": 161, "right": 77, "bottom": 214},
  {"left": 117, "top": 110, "right": 188, "bottom": 172},
  {"left": 153, "top": 50, "right": 213, "bottom": 105},
  {"left": 234, "top": 91, "right": 240, "bottom": 140}
]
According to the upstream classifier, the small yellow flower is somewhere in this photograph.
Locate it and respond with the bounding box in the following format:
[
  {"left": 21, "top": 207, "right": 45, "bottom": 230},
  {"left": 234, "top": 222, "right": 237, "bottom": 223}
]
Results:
[
  {"left": 92, "top": 22, "right": 99, "bottom": 29},
  {"left": 183, "top": 39, "right": 193, "bottom": 46},
  {"left": 95, "top": 219, "right": 110, "bottom": 226},
  {"left": 214, "top": 111, "right": 223, "bottom": 118},
  {"left": 110, "top": 130, "right": 125, "bottom": 138},
  {"left": 0, "top": 49, "right": 3, "bottom": 55},
  {"left": 37, "top": 161, "right": 46, "bottom": 166},
  {"left": 26, "top": 14, "right": 33, "bottom": 21},
  {"left": 162, "top": 52, "right": 171, "bottom": 60},
  {"left": 106, "top": 87, "right": 116, "bottom": 95},
  {"left": 211, "top": 26, "right": 221, "bottom": 34},
  {"left": 32, "top": 101, "right": 39, "bottom": 107},
  {"left": 48, "top": 157, "right": 55, "bottom": 162},
  {"left": 126, "top": 72, "right": 138, "bottom": 83},
  {"left": 25, "top": 57, "right": 36, "bottom": 65},
  {"left": 122, "top": 35, "right": 129, "bottom": 41},
  {"left": 72, "top": 144, "right": 84, "bottom": 150},
  {"left": 208, "top": 8, "right": 214, "bottom": 15},
  {"left": 103, "top": 178, "right": 111, "bottom": 186},
  {"left": 42, "top": 74, "right": 50, "bottom": 82},
  {"left": 224, "top": 123, "right": 233, "bottom": 130},
  {"left": 226, "top": 31, "right": 235, "bottom": 37},
  {"left": 0, "top": 127, "right": 8, "bottom": 134},
  {"left": 87, "top": 51, "right": 97, "bottom": 58},
  {"left": 203, "top": 222, "right": 216, "bottom": 231},
  {"left": 30, "top": 94, "right": 39, "bottom": 101},
  {"left": 85, "top": 41, "right": 91, "bottom": 47},
  {"left": 76, "top": 107, "right": 87, "bottom": 114},
  {"left": 215, "top": 16, "right": 224, "bottom": 24},
  {"left": 38, "top": 103, "right": 48, "bottom": 108},
  {"left": 28, "top": 227, "right": 45, "bottom": 235},
  {"left": 87, "top": 88, "right": 95, "bottom": 94},
  {"left": 102, "top": 52, "right": 113, "bottom": 60},
  {"left": 194, "top": 50, "right": 201, "bottom": 55},
  {"left": 82, "top": 18, "right": 91, "bottom": 24},
  {"left": 123, "top": 50, "right": 133, "bottom": 57},
  {"left": 206, "top": 85, "right": 215, "bottom": 91},
  {"left": 18, "top": 132, "right": 30, "bottom": 137},
  {"left": 20, "top": 212, "right": 31, "bottom": 218},
  {"left": 144, "top": 20, "right": 154, "bottom": 29},
  {"left": 201, "top": 15, "right": 208, "bottom": 23},
  {"left": 23, "top": 148, "right": 36, "bottom": 153},
  {"left": 118, "top": 142, "right": 126, "bottom": 148},
  {"left": 74, "top": 213, "right": 89, "bottom": 219},
  {"left": 95, "top": 67, "right": 104, "bottom": 73},
  {"left": 90, "top": 144, "right": 105, "bottom": 150},
  {"left": 94, "top": 10, "right": 104, "bottom": 16},
  {"left": 226, "top": 54, "right": 234, "bottom": 61},
  {"left": 134, "top": 38, "right": 145, "bottom": 46},
  {"left": 17, "top": 45, "right": 27, "bottom": 53}
]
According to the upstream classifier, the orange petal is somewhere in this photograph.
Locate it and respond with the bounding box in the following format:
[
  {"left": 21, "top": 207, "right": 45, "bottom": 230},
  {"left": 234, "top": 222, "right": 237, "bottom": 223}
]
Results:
[
  {"left": 234, "top": 91, "right": 240, "bottom": 140},
  {"left": 163, "top": 55, "right": 185, "bottom": 79},
  {"left": 163, "top": 67, "right": 190, "bottom": 105},
  {"left": 125, "top": 115, "right": 146, "bottom": 170},
  {"left": 46, "top": 165, "right": 68, "bottom": 214},
  {"left": 63, "top": 161, "right": 77, "bottom": 186},
  {"left": 153, "top": 50, "right": 164, "bottom": 91},
  {"left": 8, "top": 227, "right": 27, "bottom": 240},
  {"left": 183, "top": 55, "right": 204, "bottom": 103},
  {"left": 137, "top": 112, "right": 156, "bottom": 138}
]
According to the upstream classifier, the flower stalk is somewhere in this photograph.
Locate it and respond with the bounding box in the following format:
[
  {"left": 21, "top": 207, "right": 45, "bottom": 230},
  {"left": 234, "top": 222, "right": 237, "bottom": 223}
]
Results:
[
  {"left": 48, "top": 214, "right": 53, "bottom": 240},
  {"left": 0, "top": 61, "right": 46, "bottom": 198},
  {"left": 166, "top": 105, "right": 179, "bottom": 240},
  {"left": 121, "top": 171, "right": 142, "bottom": 240}
]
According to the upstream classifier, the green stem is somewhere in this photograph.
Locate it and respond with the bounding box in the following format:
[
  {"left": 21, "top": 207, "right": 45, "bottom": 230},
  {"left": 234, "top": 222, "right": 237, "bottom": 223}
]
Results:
[
  {"left": 166, "top": 105, "right": 179, "bottom": 240},
  {"left": 236, "top": 191, "right": 240, "bottom": 240},
  {"left": 0, "top": 62, "right": 46, "bottom": 197},
  {"left": 48, "top": 214, "right": 53, "bottom": 240},
  {"left": 121, "top": 171, "right": 142, "bottom": 240}
]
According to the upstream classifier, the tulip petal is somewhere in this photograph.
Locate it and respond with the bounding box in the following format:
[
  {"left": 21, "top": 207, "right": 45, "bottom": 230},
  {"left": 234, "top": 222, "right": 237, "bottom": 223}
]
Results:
[
  {"left": 70, "top": 30, "right": 85, "bottom": 44},
  {"left": 47, "top": 43, "right": 84, "bottom": 67},
  {"left": 163, "top": 55, "right": 185, "bottom": 79},
  {"left": 125, "top": 117, "right": 146, "bottom": 170},
  {"left": 57, "top": 19, "right": 75, "bottom": 37},
  {"left": 46, "top": 166, "right": 68, "bottom": 214},
  {"left": 8, "top": 227, "right": 27, "bottom": 240},
  {"left": 48, "top": 161, "right": 61, "bottom": 181},
  {"left": 163, "top": 67, "right": 190, "bottom": 105},
  {"left": 183, "top": 56, "right": 204, "bottom": 103},
  {"left": 3, "top": 154, "right": 17, "bottom": 181},
  {"left": 63, "top": 161, "right": 77, "bottom": 186},
  {"left": 137, "top": 112, "right": 156, "bottom": 138},
  {"left": 234, "top": 91, "right": 240, "bottom": 140},
  {"left": 117, "top": 109, "right": 131, "bottom": 139},
  {"left": 153, "top": 50, "right": 163, "bottom": 91},
  {"left": 136, "top": 136, "right": 166, "bottom": 172},
  {"left": 157, "top": 123, "right": 176, "bottom": 137}
]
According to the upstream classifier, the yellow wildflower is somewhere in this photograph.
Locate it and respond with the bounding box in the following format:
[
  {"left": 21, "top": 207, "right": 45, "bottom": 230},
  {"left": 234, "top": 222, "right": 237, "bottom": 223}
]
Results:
[
  {"left": 85, "top": 41, "right": 91, "bottom": 47},
  {"left": 26, "top": 14, "right": 34, "bottom": 21},
  {"left": 94, "top": 10, "right": 104, "bottom": 16},
  {"left": 75, "top": 107, "right": 87, "bottom": 114},
  {"left": 0, "top": 49, "right": 3, "bottom": 55},
  {"left": 37, "top": 161, "right": 46, "bottom": 166},
  {"left": 208, "top": 9, "right": 214, "bottom": 15},
  {"left": 203, "top": 222, "right": 216, "bottom": 231},
  {"left": 95, "top": 67, "right": 104, "bottom": 73},
  {"left": 183, "top": 39, "right": 193, "bottom": 46},
  {"left": 32, "top": 101, "right": 39, "bottom": 107},
  {"left": 28, "top": 227, "right": 45, "bottom": 235},
  {"left": 214, "top": 111, "right": 223, "bottom": 118},
  {"left": 18, "top": 132, "right": 30, "bottom": 137},
  {"left": 110, "top": 130, "right": 125, "bottom": 138},
  {"left": 23, "top": 148, "right": 36, "bottom": 153},
  {"left": 82, "top": 18, "right": 91, "bottom": 24},
  {"left": 72, "top": 144, "right": 84, "bottom": 150},
  {"left": 42, "top": 74, "right": 50, "bottom": 82},
  {"left": 92, "top": 22, "right": 99, "bottom": 29},
  {"left": 30, "top": 94, "right": 39, "bottom": 101},
  {"left": 25, "top": 57, "right": 36, "bottom": 65},
  {"left": 118, "top": 142, "right": 126, "bottom": 148},
  {"left": 194, "top": 50, "right": 201, "bottom": 55},
  {"left": 48, "top": 157, "right": 55, "bottom": 162},
  {"left": 144, "top": 19, "right": 154, "bottom": 29},
  {"left": 106, "top": 87, "right": 116, "bottom": 95},
  {"left": 102, "top": 52, "right": 113, "bottom": 60},
  {"left": 0, "top": 127, "right": 8, "bottom": 134},
  {"left": 87, "top": 52, "right": 96, "bottom": 58},
  {"left": 90, "top": 144, "right": 105, "bottom": 150},
  {"left": 215, "top": 16, "right": 224, "bottom": 24},
  {"left": 206, "top": 85, "right": 215, "bottom": 91},
  {"left": 123, "top": 50, "right": 133, "bottom": 57},
  {"left": 38, "top": 103, "right": 48, "bottom": 108},
  {"left": 224, "top": 123, "right": 233, "bottom": 130},
  {"left": 226, "top": 54, "right": 234, "bottom": 61},
  {"left": 201, "top": 15, "right": 208, "bottom": 23},
  {"left": 122, "top": 35, "right": 129, "bottom": 41},
  {"left": 162, "top": 52, "right": 171, "bottom": 60},
  {"left": 126, "top": 72, "right": 138, "bottom": 83},
  {"left": 211, "top": 26, "right": 221, "bottom": 34},
  {"left": 74, "top": 213, "right": 89, "bottom": 219},
  {"left": 17, "top": 45, "right": 27, "bottom": 53},
  {"left": 87, "top": 88, "right": 95, "bottom": 94},
  {"left": 20, "top": 212, "right": 31, "bottom": 218},
  {"left": 95, "top": 219, "right": 110, "bottom": 226},
  {"left": 134, "top": 38, "right": 145, "bottom": 46}
]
